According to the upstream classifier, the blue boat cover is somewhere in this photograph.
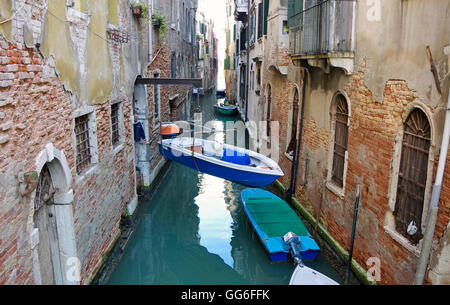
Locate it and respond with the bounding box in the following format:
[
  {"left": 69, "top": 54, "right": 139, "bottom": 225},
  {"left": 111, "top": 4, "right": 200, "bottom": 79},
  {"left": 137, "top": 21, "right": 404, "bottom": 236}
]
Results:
[{"left": 220, "top": 148, "right": 251, "bottom": 165}]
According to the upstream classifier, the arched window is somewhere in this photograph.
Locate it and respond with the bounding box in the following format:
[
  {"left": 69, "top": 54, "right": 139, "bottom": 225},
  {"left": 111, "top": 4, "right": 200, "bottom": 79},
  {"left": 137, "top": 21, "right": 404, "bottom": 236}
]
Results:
[
  {"left": 266, "top": 84, "right": 272, "bottom": 138},
  {"left": 331, "top": 94, "right": 349, "bottom": 188},
  {"left": 394, "top": 109, "right": 431, "bottom": 244},
  {"left": 286, "top": 88, "right": 299, "bottom": 156}
]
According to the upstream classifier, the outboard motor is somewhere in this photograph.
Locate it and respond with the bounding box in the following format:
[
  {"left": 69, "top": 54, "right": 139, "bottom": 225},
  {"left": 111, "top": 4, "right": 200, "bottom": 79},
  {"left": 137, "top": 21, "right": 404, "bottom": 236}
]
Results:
[{"left": 283, "top": 232, "right": 304, "bottom": 266}]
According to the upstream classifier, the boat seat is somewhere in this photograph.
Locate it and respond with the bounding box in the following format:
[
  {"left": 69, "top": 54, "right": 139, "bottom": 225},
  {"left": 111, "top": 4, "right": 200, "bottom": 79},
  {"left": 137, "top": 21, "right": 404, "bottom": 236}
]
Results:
[{"left": 220, "top": 148, "right": 251, "bottom": 165}]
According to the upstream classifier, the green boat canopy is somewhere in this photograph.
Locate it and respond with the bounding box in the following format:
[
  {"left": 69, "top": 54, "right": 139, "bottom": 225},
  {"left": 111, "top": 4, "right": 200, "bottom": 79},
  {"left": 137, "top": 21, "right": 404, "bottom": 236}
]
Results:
[{"left": 244, "top": 197, "right": 309, "bottom": 238}]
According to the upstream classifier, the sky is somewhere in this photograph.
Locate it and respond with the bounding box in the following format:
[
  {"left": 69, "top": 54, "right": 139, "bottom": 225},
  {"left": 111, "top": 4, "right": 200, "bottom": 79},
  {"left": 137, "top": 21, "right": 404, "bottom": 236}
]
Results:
[{"left": 198, "top": 0, "right": 227, "bottom": 89}]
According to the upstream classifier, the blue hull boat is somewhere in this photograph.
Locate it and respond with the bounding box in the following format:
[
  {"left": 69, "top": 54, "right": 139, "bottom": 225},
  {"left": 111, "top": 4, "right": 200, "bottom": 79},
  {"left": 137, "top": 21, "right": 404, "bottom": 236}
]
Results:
[
  {"left": 159, "top": 138, "right": 284, "bottom": 187},
  {"left": 241, "top": 188, "right": 320, "bottom": 262}
]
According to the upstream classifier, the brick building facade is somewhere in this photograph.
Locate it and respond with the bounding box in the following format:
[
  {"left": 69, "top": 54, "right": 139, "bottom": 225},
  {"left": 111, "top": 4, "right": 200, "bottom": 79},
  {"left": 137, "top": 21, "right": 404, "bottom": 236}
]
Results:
[
  {"left": 226, "top": 0, "right": 450, "bottom": 284},
  {"left": 0, "top": 0, "right": 149, "bottom": 284}
]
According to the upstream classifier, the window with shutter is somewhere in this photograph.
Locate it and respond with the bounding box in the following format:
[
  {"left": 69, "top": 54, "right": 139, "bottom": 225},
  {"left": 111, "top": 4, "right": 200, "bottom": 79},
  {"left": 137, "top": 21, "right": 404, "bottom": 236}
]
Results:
[
  {"left": 263, "top": 0, "right": 269, "bottom": 35},
  {"left": 394, "top": 109, "right": 431, "bottom": 244},
  {"left": 331, "top": 94, "right": 349, "bottom": 188},
  {"left": 257, "top": 2, "right": 263, "bottom": 39}
]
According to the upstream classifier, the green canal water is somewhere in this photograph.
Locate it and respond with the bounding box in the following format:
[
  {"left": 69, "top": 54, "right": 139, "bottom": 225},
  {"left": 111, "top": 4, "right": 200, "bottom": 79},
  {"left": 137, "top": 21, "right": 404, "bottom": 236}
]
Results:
[{"left": 106, "top": 91, "right": 344, "bottom": 285}]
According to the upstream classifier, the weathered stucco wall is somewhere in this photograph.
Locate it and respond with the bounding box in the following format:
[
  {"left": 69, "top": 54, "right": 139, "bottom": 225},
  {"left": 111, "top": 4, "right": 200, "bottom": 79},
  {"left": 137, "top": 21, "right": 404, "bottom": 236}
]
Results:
[
  {"left": 85, "top": 0, "right": 113, "bottom": 105},
  {"left": 40, "top": 0, "right": 80, "bottom": 96}
]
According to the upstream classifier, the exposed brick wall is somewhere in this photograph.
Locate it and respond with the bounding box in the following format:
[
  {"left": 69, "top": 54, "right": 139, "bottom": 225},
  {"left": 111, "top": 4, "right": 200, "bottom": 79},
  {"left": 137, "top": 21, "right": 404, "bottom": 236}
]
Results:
[
  {"left": 0, "top": 38, "right": 136, "bottom": 285},
  {"left": 72, "top": 99, "right": 135, "bottom": 284},
  {"left": 0, "top": 39, "right": 72, "bottom": 284}
]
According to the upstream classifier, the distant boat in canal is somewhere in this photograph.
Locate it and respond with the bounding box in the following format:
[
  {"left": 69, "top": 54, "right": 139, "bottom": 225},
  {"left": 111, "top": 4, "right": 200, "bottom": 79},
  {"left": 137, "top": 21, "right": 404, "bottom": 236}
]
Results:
[
  {"left": 214, "top": 98, "right": 237, "bottom": 116},
  {"left": 214, "top": 103, "right": 238, "bottom": 116},
  {"left": 159, "top": 137, "right": 284, "bottom": 187},
  {"left": 240, "top": 188, "right": 320, "bottom": 262}
]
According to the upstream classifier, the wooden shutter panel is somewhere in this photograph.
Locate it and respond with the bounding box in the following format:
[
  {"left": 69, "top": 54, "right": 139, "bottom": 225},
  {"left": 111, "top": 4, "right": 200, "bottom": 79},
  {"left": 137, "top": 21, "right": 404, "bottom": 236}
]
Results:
[
  {"left": 331, "top": 95, "right": 349, "bottom": 188},
  {"left": 258, "top": 2, "right": 263, "bottom": 39},
  {"left": 264, "top": 0, "right": 269, "bottom": 35}
]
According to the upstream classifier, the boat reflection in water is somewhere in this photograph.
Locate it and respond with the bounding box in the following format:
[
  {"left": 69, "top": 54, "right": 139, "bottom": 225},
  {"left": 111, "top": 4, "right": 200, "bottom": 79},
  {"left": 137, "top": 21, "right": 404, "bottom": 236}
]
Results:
[{"left": 106, "top": 91, "right": 341, "bottom": 285}]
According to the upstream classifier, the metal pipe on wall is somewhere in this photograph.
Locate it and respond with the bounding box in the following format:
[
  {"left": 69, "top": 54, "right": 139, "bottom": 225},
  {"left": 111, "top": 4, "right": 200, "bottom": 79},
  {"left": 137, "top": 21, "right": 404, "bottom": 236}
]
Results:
[
  {"left": 414, "top": 91, "right": 450, "bottom": 285},
  {"left": 245, "top": 0, "right": 250, "bottom": 122}
]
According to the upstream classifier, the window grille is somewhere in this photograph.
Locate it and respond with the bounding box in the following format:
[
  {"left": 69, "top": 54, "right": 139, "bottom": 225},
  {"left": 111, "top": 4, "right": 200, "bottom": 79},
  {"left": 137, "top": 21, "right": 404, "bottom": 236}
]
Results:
[
  {"left": 394, "top": 109, "right": 431, "bottom": 244},
  {"left": 75, "top": 114, "right": 92, "bottom": 174},
  {"left": 111, "top": 103, "right": 120, "bottom": 146}
]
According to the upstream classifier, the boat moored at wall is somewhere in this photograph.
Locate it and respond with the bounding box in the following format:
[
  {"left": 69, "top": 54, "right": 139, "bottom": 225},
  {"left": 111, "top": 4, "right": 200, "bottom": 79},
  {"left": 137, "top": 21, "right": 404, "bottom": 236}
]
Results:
[
  {"left": 240, "top": 188, "right": 320, "bottom": 262},
  {"left": 158, "top": 137, "right": 283, "bottom": 187}
]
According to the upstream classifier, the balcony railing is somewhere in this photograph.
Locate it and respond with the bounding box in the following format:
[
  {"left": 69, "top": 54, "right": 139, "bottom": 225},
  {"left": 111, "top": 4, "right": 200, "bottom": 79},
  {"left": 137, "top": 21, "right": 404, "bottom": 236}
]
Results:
[{"left": 289, "top": 0, "right": 355, "bottom": 57}]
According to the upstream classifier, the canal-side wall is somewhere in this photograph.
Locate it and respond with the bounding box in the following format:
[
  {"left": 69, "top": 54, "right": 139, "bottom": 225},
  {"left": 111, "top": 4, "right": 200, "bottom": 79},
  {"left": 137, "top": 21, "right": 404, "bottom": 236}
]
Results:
[
  {"left": 0, "top": 1, "right": 146, "bottom": 285},
  {"left": 269, "top": 1, "right": 450, "bottom": 285}
]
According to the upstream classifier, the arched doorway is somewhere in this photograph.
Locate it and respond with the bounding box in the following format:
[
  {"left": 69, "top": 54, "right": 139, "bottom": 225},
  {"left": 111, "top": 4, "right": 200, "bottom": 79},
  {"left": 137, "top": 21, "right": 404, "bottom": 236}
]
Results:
[
  {"left": 33, "top": 164, "right": 60, "bottom": 284},
  {"left": 31, "top": 143, "right": 78, "bottom": 285}
]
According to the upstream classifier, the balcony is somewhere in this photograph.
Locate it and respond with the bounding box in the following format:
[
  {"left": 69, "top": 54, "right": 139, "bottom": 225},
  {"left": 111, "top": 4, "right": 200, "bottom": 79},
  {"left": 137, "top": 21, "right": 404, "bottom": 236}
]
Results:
[
  {"left": 289, "top": 0, "right": 356, "bottom": 74},
  {"left": 234, "top": 0, "right": 248, "bottom": 22}
]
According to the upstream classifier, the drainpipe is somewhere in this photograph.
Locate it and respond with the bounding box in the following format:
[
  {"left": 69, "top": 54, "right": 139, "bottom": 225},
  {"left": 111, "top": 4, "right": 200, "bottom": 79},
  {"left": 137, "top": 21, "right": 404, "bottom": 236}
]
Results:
[
  {"left": 287, "top": 69, "right": 308, "bottom": 202},
  {"left": 148, "top": 0, "right": 153, "bottom": 62},
  {"left": 414, "top": 91, "right": 450, "bottom": 285},
  {"left": 245, "top": 0, "right": 250, "bottom": 122}
]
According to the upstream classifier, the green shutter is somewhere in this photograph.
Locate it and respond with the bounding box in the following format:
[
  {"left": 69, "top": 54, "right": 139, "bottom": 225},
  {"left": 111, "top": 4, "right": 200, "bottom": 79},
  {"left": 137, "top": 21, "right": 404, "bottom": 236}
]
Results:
[
  {"left": 224, "top": 56, "right": 231, "bottom": 70},
  {"left": 263, "top": 0, "right": 269, "bottom": 35},
  {"left": 288, "top": 0, "right": 303, "bottom": 29}
]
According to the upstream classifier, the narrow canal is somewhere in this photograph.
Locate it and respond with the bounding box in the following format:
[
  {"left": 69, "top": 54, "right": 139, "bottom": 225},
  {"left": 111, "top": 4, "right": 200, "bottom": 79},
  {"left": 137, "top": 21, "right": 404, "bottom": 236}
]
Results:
[{"left": 105, "top": 91, "right": 345, "bottom": 285}]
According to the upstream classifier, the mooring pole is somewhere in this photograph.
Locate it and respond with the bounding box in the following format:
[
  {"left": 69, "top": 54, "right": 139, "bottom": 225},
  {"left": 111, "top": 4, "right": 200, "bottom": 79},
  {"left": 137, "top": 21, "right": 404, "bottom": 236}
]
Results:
[{"left": 344, "top": 184, "right": 361, "bottom": 285}]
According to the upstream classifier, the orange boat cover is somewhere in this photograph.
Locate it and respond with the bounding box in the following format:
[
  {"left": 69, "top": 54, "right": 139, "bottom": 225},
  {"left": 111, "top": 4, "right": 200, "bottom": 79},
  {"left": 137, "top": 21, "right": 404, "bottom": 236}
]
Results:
[{"left": 161, "top": 124, "right": 180, "bottom": 135}]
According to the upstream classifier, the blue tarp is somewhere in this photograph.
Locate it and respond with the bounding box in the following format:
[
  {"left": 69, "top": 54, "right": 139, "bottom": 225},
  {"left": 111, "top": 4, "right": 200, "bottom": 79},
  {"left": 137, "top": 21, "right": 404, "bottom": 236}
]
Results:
[{"left": 220, "top": 149, "right": 251, "bottom": 165}]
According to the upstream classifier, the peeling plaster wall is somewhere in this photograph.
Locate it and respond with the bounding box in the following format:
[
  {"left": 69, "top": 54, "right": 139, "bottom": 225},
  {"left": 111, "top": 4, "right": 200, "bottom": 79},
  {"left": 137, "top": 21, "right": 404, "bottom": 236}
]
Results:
[
  {"left": 85, "top": 0, "right": 113, "bottom": 105},
  {"left": 357, "top": 0, "right": 450, "bottom": 108},
  {"left": 40, "top": 0, "right": 80, "bottom": 96},
  {"left": 0, "top": 0, "right": 12, "bottom": 40}
]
